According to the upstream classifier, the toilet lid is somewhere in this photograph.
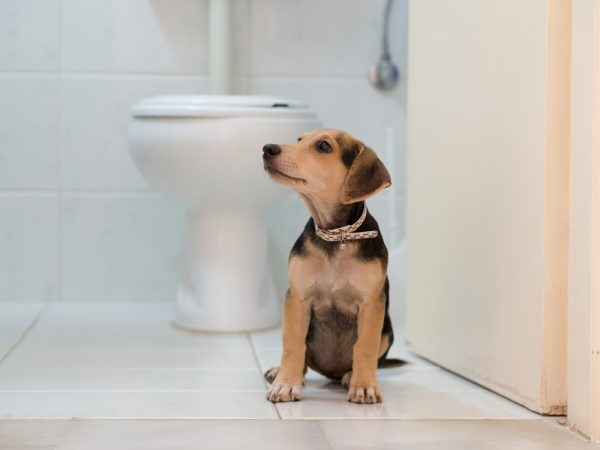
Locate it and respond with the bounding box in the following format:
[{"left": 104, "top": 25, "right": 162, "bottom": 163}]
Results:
[{"left": 131, "top": 95, "right": 317, "bottom": 118}]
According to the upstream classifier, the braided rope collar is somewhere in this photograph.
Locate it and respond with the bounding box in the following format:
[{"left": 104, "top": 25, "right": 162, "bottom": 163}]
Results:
[{"left": 314, "top": 205, "right": 379, "bottom": 249}]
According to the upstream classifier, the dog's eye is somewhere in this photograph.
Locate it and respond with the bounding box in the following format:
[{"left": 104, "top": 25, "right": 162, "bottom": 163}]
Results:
[{"left": 317, "top": 141, "right": 332, "bottom": 153}]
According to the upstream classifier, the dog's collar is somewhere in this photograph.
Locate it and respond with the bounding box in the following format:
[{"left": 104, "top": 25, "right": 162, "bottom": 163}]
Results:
[{"left": 314, "top": 205, "right": 379, "bottom": 249}]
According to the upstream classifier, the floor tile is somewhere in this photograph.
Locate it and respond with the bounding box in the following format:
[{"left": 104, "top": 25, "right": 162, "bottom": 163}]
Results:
[
  {"left": 0, "top": 419, "right": 69, "bottom": 448},
  {"left": 0, "top": 391, "right": 277, "bottom": 419},
  {"left": 21, "top": 311, "right": 250, "bottom": 351},
  {"left": 0, "top": 303, "right": 44, "bottom": 360},
  {"left": 249, "top": 327, "right": 282, "bottom": 349},
  {"left": 382, "top": 388, "right": 541, "bottom": 420},
  {"left": 0, "top": 368, "right": 266, "bottom": 391},
  {"left": 59, "top": 419, "right": 330, "bottom": 450},
  {"left": 319, "top": 419, "right": 591, "bottom": 450},
  {"left": 270, "top": 367, "right": 540, "bottom": 420},
  {"left": 0, "top": 348, "right": 257, "bottom": 371},
  {"left": 377, "top": 366, "right": 494, "bottom": 392}
]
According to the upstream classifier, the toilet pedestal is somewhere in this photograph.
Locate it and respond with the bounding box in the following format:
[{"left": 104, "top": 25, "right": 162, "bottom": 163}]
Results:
[{"left": 174, "top": 210, "right": 281, "bottom": 332}]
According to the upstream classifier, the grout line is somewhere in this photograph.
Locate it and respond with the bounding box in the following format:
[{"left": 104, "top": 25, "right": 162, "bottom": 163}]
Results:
[
  {"left": 246, "top": 333, "right": 282, "bottom": 420},
  {"left": 0, "top": 416, "right": 557, "bottom": 422},
  {"left": 0, "top": 189, "right": 160, "bottom": 196},
  {"left": 246, "top": 334, "right": 267, "bottom": 385},
  {"left": 0, "top": 303, "right": 49, "bottom": 368},
  {"left": 0, "top": 389, "right": 273, "bottom": 393},
  {"left": 57, "top": 0, "right": 64, "bottom": 304},
  {"left": 0, "top": 71, "right": 210, "bottom": 80},
  {"left": 317, "top": 420, "right": 335, "bottom": 450}
]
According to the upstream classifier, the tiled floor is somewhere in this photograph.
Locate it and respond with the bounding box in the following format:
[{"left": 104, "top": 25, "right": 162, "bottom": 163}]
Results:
[{"left": 0, "top": 303, "right": 592, "bottom": 449}]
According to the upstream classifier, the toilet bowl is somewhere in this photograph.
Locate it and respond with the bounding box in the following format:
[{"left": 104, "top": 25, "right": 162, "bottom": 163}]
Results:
[{"left": 128, "top": 95, "right": 321, "bottom": 332}]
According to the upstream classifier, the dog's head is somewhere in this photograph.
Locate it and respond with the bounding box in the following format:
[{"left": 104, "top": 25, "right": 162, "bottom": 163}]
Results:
[{"left": 262, "top": 129, "right": 391, "bottom": 204}]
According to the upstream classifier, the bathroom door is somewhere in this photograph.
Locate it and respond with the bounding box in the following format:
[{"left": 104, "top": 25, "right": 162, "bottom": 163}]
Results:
[{"left": 405, "top": 0, "right": 570, "bottom": 414}]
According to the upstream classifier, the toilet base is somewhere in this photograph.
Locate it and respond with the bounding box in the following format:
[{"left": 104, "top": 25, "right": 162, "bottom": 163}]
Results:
[{"left": 174, "top": 210, "right": 282, "bottom": 332}]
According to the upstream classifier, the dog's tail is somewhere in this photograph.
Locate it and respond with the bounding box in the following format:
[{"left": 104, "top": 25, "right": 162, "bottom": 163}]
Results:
[{"left": 377, "top": 358, "right": 407, "bottom": 369}]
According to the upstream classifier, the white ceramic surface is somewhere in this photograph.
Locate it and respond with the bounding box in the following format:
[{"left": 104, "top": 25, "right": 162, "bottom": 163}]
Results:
[{"left": 128, "top": 96, "right": 321, "bottom": 331}]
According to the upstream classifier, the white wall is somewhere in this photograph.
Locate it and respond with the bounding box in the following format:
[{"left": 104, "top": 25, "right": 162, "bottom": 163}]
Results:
[
  {"left": 0, "top": 0, "right": 407, "bottom": 303},
  {"left": 405, "top": 0, "right": 569, "bottom": 414},
  {"left": 568, "top": 0, "right": 600, "bottom": 441}
]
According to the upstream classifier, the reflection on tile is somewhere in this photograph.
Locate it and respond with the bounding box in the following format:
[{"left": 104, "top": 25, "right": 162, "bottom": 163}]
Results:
[
  {"left": 0, "top": 391, "right": 276, "bottom": 419},
  {"left": 320, "top": 419, "right": 589, "bottom": 450},
  {"left": 63, "top": 419, "right": 330, "bottom": 450}
]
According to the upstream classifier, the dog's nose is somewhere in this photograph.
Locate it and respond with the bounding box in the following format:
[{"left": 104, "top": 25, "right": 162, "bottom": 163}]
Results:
[{"left": 262, "top": 144, "right": 281, "bottom": 158}]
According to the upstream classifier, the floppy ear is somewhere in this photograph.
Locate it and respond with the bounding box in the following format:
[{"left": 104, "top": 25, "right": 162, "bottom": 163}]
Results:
[{"left": 340, "top": 146, "right": 391, "bottom": 204}]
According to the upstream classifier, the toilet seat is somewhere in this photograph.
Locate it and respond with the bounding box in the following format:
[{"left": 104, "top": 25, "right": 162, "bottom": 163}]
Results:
[{"left": 131, "top": 95, "right": 316, "bottom": 118}]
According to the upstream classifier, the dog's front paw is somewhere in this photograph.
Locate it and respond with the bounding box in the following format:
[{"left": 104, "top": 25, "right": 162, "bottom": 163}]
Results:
[
  {"left": 348, "top": 379, "right": 382, "bottom": 404},
  {"left": 266, "top": 377, "right": 303, "bottom": 403},
  {"left": 264, "top": 366, "right": 280, "bottom": 384}
]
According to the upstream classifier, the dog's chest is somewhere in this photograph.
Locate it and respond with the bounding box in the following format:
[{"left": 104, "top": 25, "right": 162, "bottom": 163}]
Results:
[{"left": 296, "top": 247, "right": 366, "bottom": 317}]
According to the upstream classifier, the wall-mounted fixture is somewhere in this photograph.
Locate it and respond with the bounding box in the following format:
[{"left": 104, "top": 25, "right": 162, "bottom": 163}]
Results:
[{"left": 369, "top": 0, "right": 399, "bottom": 90}]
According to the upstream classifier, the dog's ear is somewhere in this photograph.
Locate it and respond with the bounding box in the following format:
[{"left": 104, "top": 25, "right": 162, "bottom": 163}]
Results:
[{"left": 340, "top": 146, "right": 391, "bottom": 204}]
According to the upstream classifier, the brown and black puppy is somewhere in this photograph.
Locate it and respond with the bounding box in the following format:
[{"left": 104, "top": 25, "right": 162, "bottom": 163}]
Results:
[{"left": 262, "top": 128, "right": 403, "bottom": 404}]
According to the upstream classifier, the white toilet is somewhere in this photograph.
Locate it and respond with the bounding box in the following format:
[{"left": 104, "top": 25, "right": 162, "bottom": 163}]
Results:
[{"left": 128, "top": 95, "right": 321, "bottom": 332}]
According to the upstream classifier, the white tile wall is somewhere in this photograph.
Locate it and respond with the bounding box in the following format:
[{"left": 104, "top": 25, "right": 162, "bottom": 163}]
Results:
[
  {"left": 61, "top": 0, "right": 208, "bottom": 74},
  {"left": 0, "top": 0, "right": 60, "bottom": 71},
  {"left": 61, "top": 76, "right": 207, "bottom": 190},
  {"left": 60, "top": 194, "right": 184, "bottom": 302},
  {"left": 0, "top": 76, "right": 61, "bottom": 189},
  {"left": 0, "top": 0, "right": 407, "bottom": 303},
  {"left": 0, "top": 195, "right": 59, "bottom": 302},
  {"left": 249, "top": 0, "right": 382, "bottom": 76}
]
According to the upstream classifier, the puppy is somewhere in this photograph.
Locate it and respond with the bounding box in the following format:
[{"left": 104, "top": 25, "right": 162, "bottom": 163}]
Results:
[{"left": 262, "top": 129, "right": 403, "bottom": 404}]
